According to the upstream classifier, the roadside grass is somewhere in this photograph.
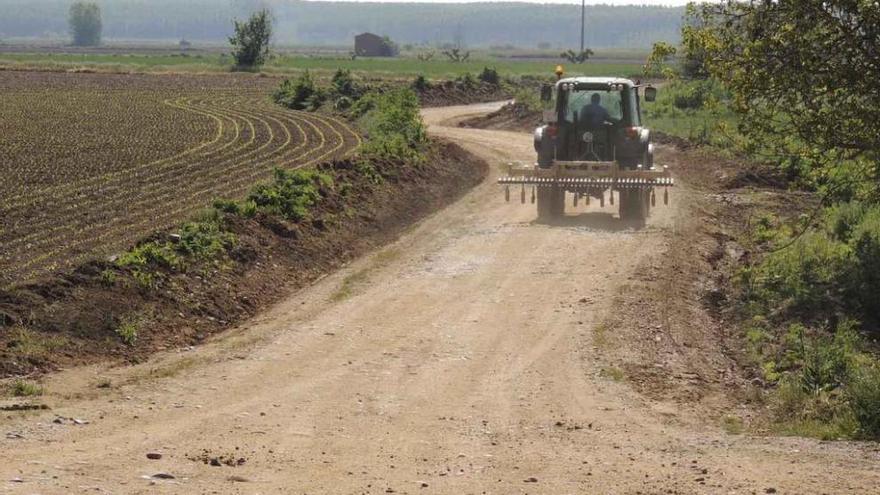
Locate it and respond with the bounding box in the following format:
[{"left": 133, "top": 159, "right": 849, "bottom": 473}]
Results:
[
  {"left": 0, "top": 52, "right": 643, "bottom": 78},
  {"left": 6, "top": 327, "right": 67, "bottom": 361},
  {"left": 642, "top": 79, "right": 740, "bottom": 148},
  {"left": 600, "top": 366, "right": 626, "bottom": 382},
  {"left": 7, "top": 379, "right": 44, "bottom": 397},
  {"left": 115, "top": 314, "right": 143, "bottom": 346},
  {"left": 721, "top": 415, "right": 745, "bottom": 435},
  {"left": 592, "top": 322, "right": 611, "bottom": 349}
]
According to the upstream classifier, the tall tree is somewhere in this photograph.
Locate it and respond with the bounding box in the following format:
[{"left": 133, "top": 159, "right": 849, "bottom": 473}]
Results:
[
  {"left": 68, "top": 1, "right": 102, "bottom": 47},
  {"left": 229, "top": 8, "right": 272, "bottom": 69}
]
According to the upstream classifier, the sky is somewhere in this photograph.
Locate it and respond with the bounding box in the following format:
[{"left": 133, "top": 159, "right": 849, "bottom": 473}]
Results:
[{"left": 306, "top": 0, "right": 693, "bottom": 5}]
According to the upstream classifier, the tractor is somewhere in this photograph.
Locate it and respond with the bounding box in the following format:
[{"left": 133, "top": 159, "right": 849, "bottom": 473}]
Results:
[{"left": 499, "top": 75, "right": 673, "bottom": 224}]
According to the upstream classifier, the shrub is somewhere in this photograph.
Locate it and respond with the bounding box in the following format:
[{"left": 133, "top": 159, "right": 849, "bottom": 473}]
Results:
[
  {"left": 750, "top": 231, "right": 850, "bottom": 315},
  {"left": 115, "top": 314, "right": 142, "bottom": 345},
  {"left": 9, "top": 379, "right": 43, "bottom": 397},
  {"left": 357, "top": 89, "right": 427, "bottom": 163},
  {"left": 412, "top": 74, "right": 430, "bottom": 92},
  {"left": 847, "top": 362, "right": 880, "bottom": 439},
  {"left": 331, "top": 69, "right": 357, "bottom": 98},
  {"left": 247, "top": 168, "right": 333, "bottom": 221},
  {"left": 274, "top": 71, "right": 324, "bottom": 111},
  {"left": 478, "top": 67, "right": 500, "bottom": 86}
]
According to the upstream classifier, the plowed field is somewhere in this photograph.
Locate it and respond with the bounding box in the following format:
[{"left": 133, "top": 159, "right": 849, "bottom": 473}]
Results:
[{"left": 0, "top": 71, "right": 360, "bottom": 287}]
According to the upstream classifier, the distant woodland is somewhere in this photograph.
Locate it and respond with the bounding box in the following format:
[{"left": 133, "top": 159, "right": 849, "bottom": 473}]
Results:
[{"left": 0, "top": 0, "right": 684, "bottom": 48}]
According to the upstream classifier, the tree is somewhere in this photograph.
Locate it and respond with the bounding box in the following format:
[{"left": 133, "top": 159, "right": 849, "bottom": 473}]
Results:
[
  {"left": 69, "top": 1, "right": 102, "bottom": 47},
  {"left": 685, "top": 1, "right": 880, "bottom": 200},
  {"left": 229, "top": 8, "right": 272, "bottom": 69},
  {"left": 643, "top": 41, "right": 676, "bottom": 78}
]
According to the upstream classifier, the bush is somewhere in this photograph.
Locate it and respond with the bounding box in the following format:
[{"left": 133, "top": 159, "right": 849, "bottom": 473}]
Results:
[
  {"left": 9, "top": 379, "right": 43, "bottom": 397},
  {"left": 274, "top": 71, "right": 324, "bottom": 111},
  {"left": 412, "top": 74, "right": 430, "bottom": 92},
  {"left": 847, "top": 362, "right": 880, "bottom": 439},
  {"left": 750, "top": 230, "right": 850, "bottom": 315},
  {"left": 247, "top": 168, "right": 333, "bottom": 221},
  {"left": 357, "top": 89, "right": 427, "bottom": 163},
  {"left": 478, "top": 67, "right": 500, "bottom": 86},
  {"left": 331, "top": 69, "right": 357, "bottom": 98}
]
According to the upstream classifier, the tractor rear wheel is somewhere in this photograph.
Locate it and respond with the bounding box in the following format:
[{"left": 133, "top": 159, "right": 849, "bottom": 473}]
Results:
[
  {"left": 537, "top": 186, "right": 565, "bottom": 219},
  {"left": 619, "top": 189, "right": 649, "bottom": 226}
]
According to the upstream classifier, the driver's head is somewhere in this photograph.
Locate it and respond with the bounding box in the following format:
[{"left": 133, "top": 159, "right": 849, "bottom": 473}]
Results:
[{"left": 591, "top": 93, "right": 601, "bottom": 105}]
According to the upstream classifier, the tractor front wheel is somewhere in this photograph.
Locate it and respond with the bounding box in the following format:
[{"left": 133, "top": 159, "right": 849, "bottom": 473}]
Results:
[{"left": 537, "top": 186, "right": 565, "bottom": 219}]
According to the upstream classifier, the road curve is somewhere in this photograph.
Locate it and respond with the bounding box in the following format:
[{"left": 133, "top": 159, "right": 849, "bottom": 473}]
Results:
[{"left": 0, "top": 103, "right": 877, "bottom": 494}]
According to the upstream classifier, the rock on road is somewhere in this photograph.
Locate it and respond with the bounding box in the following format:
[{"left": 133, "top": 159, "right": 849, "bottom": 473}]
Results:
[{"left": 1, "top": 103, "right": 878, "bottom": 494}]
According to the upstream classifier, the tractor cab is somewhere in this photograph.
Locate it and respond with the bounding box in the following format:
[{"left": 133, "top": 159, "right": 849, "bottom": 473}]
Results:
[{"left": 537, "top": 77, "right": 656, "bottom": 169}]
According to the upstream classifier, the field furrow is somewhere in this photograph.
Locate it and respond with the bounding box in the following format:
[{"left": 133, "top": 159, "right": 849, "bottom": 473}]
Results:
[{"left": 0, "top": 72, "right": 360, "bottom": 288}]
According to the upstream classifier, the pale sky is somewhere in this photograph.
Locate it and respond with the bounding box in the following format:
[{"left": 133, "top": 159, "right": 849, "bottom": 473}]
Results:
[{"left": 306, "top": 0, "right": 693, "bottom": 5}]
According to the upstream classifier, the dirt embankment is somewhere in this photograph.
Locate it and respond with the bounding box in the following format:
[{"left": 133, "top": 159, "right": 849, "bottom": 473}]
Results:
[
  {"left": 417, "top": 80, "right": 512, "bottom": 107},
  {"left": 458, "top": 100, "right": 541, "bottom": 132},
  {"left": 0, "top": 142, "right": 487, "bottom": 377}
]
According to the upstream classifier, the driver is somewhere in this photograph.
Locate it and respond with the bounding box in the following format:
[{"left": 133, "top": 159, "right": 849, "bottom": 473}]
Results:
[{"left": 580, "top": 93, "right": 611, "bottom": 128}]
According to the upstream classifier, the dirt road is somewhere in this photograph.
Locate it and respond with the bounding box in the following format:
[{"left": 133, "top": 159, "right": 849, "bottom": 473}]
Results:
[{"left": 2, "top": 103, "right": 878, "bottom": 494}]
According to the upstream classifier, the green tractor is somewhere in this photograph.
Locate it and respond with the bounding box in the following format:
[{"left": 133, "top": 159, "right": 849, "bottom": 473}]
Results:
[{"left": 500, "top": 76, "right": 673, "bottom": 224}]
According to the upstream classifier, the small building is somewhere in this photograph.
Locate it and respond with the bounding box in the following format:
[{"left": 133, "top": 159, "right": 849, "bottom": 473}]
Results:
[{"left": 354, "top": 33, "right": 395, "bottom": 57}]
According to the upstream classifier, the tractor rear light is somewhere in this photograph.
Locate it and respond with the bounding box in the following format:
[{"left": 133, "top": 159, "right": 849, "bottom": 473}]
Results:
[{"left": 625, "top": 127, "right": 640, "bottom": 139}]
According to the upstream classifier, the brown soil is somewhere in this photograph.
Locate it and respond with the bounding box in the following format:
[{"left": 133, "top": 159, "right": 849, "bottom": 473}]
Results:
[
  {"left": 0, "top": 141, "right": 487, "bottom": 377},
  {"left": 459, "top": 100, "right": 541, "bottom": 132},
  {"left": 416, "top": 80, "right": 512, "bottom": 107}
]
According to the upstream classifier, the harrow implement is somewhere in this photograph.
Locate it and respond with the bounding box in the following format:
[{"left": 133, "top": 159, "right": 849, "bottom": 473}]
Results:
[{"left": 498, "top": 160, "right": 674, "bottom": 219}]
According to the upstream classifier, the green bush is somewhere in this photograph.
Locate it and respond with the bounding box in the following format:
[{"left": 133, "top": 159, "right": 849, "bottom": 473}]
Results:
[
  {"left": 273, "top": 71, "right": 325, "bottom": 111},
  {"left": 357, "top": 88, "right": 427, "bottom": 163},
  {"left": 478, "top": 66, "right": 500, "bottom": 86},
  {"left": 247, "top": 168, "right": 333, "bottom": 221},
  {"left": 331, "top": 68, "right": 357, "bottom": 98},
  {"left": 846, "top": 362, "right": 880, "bottom": 439},
  {"left": 750, "top": 230, "right": 850, "bottom": 315},
  {"left": 412, "top": 74, "right": 430, "bottom": 92}
]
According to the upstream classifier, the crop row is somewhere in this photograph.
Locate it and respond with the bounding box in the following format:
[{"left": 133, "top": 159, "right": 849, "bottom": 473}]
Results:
[{"left": 0, "top": 85, "right": 360, "bottom": 288}]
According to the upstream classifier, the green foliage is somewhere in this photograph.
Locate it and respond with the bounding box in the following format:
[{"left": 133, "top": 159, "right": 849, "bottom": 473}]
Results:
[
  {"left": 847, "top": 362, "right": 880, "bottom": 439},
  {"left": 8, "top": 379, "right": 43, "bottom": 397},
  {"left": 684, "top": 1, "right": 880, "bottom": 201},
  {"left": 114, "top": 213, "right": 235, "bottom": 287},
  {"left": 477, "top": 66, "right": 500, "bottom": 86},
  {"left": 229, "top": 8, "right": 272, "bottom": 69},
  {"left": 745, "top": 204, "right": 880, "bottom": 323},
  {"left": 641, "top": 79, "right": 737, "bottom": 147},
  {"left": 643, "top": 41, "right": 676, "bottom": 78},
  {"left": 6, "top": 327, "right": 67, "bottom": 361},
  {"left": 411, "top": 74, "right": 430, "bottom": 92},
  {"left": 331, "top": 68, "right": 358, "bottom": 98},
  {"left": 115, "top": 313, "right": 142, "bottom": 345},
  {"left": 68, "top": 1, "right": 102, "bottom": 46},
  {"left": 273, "top": 71, "right": 325, "bottom": 111},
  {"left": 357, "top": 88, "right": 428, "bottom": 163},
  {"left": 739, "top": 204, "right": 880, "bottom": 439},
  {"left": 246, "top": 168, "right": 333, "bottom": 221}
]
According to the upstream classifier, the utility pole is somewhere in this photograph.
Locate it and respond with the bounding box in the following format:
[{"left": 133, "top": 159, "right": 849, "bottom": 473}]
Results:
[{"left": 580, "top": 0, "right": 585, "bottom": 53}]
